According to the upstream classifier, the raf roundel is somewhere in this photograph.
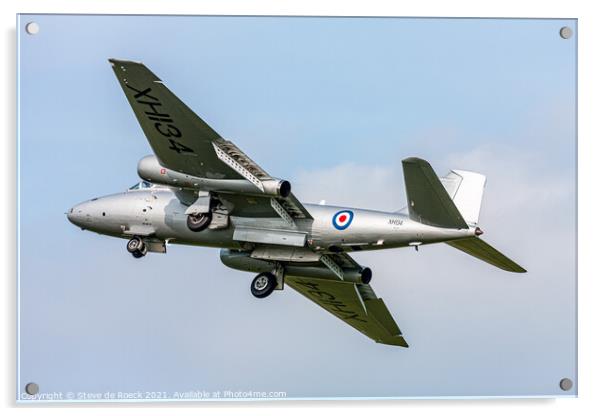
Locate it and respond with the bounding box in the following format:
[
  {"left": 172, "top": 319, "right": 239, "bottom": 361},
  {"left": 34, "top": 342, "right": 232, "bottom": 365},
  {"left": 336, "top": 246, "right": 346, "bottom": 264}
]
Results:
[{"left": 332, "top": 210, "right": 354, "bottom": 230}]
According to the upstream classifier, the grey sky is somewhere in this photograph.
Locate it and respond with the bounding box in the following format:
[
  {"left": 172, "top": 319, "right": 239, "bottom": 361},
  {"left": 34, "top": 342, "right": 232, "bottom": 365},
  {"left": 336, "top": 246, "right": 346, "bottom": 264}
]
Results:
[{"left": 17, "top": 15, "right": 576, "bottom": 400}]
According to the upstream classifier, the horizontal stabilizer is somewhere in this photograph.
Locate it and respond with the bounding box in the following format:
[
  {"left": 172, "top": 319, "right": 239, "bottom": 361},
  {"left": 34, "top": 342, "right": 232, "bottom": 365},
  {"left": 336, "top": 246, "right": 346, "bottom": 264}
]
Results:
[
  {"left": 446, "top": 237, "right": 526, "bottom": 273},
  {"left": 402, "top": 157, "right": 468, "bottom": 229}
]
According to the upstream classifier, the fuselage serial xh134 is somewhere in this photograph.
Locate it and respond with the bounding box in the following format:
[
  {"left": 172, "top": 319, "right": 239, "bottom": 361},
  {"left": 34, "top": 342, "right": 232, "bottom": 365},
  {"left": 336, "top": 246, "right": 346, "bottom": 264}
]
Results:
[{"left": 67, "top": 59, "right": 526, "bottom": 347}]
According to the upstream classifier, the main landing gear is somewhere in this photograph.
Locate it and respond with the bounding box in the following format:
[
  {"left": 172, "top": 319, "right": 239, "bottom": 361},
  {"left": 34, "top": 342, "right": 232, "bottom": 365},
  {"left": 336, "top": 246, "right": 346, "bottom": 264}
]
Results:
[
  {"left": 250, "top": 272, "right": 277, "bottom": 298},
  {"left": 186, "top": 211, "right": 213, "bottom": 232},
  {"left": 126, "top": 236, "right": 147, "bottom": 258}
]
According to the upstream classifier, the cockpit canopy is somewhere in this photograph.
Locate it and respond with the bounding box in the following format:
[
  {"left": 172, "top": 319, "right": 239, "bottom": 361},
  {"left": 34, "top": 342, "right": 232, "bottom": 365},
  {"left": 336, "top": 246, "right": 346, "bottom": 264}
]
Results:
[{"left": 128, "top": 180, "right": 154, "bottom": 191}]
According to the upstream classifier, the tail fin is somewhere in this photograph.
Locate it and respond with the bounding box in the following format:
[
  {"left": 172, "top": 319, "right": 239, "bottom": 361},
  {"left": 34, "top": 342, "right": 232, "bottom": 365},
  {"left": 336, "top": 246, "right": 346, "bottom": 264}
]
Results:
[
  {"left": 402, "top": 158, "right": 468, "bottom": 229},
  {"left": 447, "top": 237, "right": 527, "bottom": 273},
  {"left": 439, "top": 170, "right": 487, "bottom": 226},
  {"left": 402, "top": 157, "right": 526, "bottom": 273}
]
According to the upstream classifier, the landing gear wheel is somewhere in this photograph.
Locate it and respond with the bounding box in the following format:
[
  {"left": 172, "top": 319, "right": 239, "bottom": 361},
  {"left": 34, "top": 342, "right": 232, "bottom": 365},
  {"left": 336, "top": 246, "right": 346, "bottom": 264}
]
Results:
[
  {"left": 186, "top": 212, "right": 212, "bottom": 232},
  {"left": 127, "top": 237, "right": 144, "bottom": 253},
  {"left": 132, "top": 249, "right": 146, "bottom": 258},
  {"left": 127, "top": 237, "right": 147, "bottom": 258},
  {"left": 250, "top": 272, "right": 277, "bottom": 298}
]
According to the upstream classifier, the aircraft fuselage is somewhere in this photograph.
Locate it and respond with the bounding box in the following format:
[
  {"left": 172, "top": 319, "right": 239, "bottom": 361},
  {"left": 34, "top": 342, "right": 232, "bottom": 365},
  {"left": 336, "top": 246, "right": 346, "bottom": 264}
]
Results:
[{"left": 67, "top": 187, "right": 477, "bottom": 252}]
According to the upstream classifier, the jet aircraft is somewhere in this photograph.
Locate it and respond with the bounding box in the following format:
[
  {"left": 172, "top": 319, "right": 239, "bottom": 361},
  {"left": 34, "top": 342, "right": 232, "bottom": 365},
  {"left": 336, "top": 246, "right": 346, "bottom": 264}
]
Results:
[{"left": 67, "top": 59, "right": 526, "bottom": 347}]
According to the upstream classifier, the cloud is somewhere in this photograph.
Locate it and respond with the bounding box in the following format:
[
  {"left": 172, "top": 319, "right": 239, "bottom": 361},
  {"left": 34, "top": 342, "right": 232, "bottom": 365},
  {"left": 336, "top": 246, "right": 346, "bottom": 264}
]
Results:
[{"left": 293, "top": 162, "right": 402, "bottom": 211}]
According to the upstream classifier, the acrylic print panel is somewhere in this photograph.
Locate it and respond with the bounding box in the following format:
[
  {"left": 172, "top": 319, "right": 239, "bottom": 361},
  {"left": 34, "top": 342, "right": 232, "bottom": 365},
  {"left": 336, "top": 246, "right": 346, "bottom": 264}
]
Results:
[{"left": 17, "top": 14, "right": 577, "bottom": 401}]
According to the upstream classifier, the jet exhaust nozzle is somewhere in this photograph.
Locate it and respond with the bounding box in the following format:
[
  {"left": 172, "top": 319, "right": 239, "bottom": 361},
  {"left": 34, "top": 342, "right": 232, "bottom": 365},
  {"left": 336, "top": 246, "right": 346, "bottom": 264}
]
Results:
[
  {"left": 278, "top": 180, "right": 291, "bottom": 198},
  {"left": 361, "top": 267, "right": 372, "bottom": 284}
]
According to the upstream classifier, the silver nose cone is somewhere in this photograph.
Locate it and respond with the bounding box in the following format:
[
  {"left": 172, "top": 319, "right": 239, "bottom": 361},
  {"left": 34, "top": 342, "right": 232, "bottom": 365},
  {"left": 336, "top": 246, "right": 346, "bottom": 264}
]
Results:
[
  {"left": 66, "top": 206, "right": 75, "bottom": 224},
  {"left": 67, "top": 201, "right": 91, "bottom": 228},
  {"left": 66, "top": 204, "right": 82, "bottom": 227}
]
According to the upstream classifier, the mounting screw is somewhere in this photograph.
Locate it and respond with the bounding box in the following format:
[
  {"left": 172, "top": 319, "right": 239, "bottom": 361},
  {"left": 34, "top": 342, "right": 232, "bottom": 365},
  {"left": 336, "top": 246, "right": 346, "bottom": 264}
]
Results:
[
  {"left": 24, "top": 382, "right": 39, "bottom": 395},
  {"left": 25, "top": 22, "right": 39, "bottom": 35},
  {"left": 559, "top": 26, "right": 573, "bottom": 39},
  {"left": 559, "top": 378, "right": 573, "bottom": 391}
]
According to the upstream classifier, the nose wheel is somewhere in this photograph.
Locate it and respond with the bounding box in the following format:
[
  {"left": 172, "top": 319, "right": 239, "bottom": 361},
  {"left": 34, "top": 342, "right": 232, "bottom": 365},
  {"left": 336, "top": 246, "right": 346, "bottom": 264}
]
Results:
[
  {"left": 126, "top": 236, "right": 147, "bottom": 258},
  {"left": 251, "top": 272, "right": 277, "bottom": 298},
  {"left": 186, "top": 212, "right": 212, "bottom": 232}
]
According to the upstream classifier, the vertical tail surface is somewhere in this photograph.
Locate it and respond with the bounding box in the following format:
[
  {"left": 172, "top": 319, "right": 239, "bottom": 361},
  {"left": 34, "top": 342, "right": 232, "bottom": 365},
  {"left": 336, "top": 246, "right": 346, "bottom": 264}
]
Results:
[
  {"left": 440, "top": 170, "right": 487, "bottom": 226},
  {"left": 401, "top": 158, "right": 468, "bottom": 229},
  {"left": 402, "top": 157, "right": 526, "bottom": 273}
]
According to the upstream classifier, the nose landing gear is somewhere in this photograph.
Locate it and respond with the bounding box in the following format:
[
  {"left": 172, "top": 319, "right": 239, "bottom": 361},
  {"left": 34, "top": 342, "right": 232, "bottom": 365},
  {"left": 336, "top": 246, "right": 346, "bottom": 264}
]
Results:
[{"left": 126, "top": 236, "right": 147, "bottom": 258}]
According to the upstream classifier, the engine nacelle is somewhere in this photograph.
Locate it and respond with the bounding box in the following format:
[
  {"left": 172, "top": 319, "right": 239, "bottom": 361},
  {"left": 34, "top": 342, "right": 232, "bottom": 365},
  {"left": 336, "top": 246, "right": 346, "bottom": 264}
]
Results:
[
  {"left": 137, "top": 155, "right": 291, "bottom": 197},
  {"left": 220, "top": 249, "right": 372, "bottom": 284},
  {"left": 220, "top": 249, "right": 275, "bottom": 274}
]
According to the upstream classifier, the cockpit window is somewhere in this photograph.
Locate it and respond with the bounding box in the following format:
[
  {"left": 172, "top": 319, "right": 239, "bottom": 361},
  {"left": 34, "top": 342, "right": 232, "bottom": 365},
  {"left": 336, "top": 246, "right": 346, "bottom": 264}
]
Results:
[{"left": 128, "top": 180, "right": 153, "bottom": 190}]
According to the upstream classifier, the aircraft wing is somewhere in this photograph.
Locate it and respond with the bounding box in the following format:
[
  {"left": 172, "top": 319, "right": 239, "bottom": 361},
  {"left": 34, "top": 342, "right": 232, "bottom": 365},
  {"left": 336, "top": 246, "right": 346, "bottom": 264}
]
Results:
[
  {"left": 286, "top": 275, "right": 408, "bottom": 347},
  {"left": 216, "top": 192, "right": 311, "bottom": 219},
  {"left": 108, "top": 59, "right": 312, "bottom": 220},
  {"left": 244, "top": 247, "right": 407, "bottom": 346},
  {"left": 109, "top": 59, "right": 232, "bottom": 179}
]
